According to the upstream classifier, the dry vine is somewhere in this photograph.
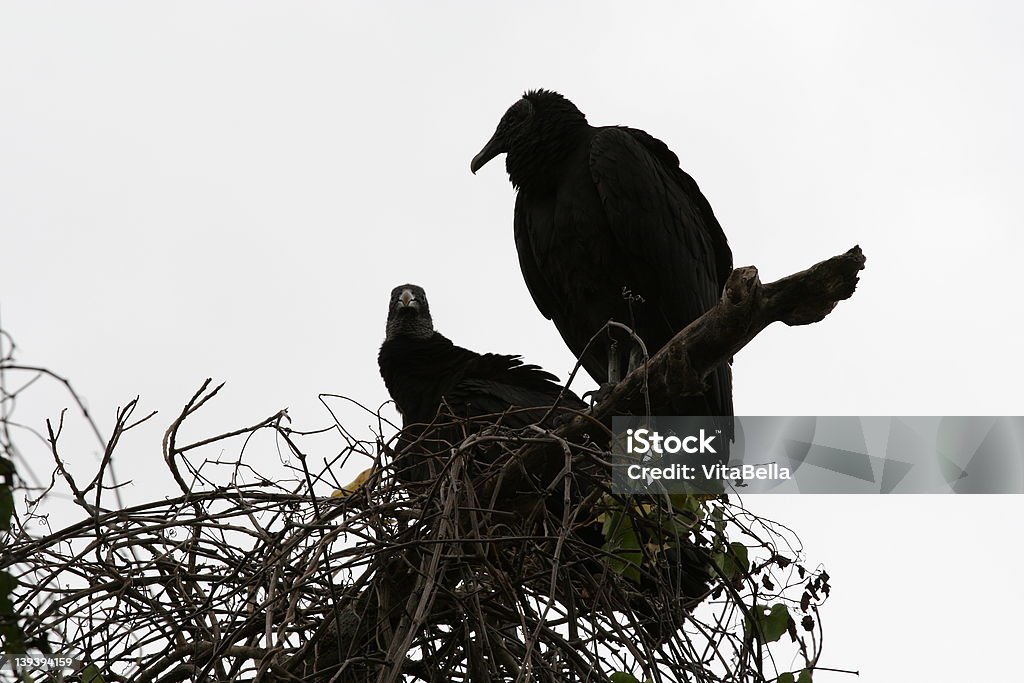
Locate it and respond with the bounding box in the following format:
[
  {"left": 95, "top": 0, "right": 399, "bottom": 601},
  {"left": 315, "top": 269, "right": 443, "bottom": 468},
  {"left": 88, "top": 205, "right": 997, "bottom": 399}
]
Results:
[{"left": 0, "top": 246, "right": 864, "bottom": 682}]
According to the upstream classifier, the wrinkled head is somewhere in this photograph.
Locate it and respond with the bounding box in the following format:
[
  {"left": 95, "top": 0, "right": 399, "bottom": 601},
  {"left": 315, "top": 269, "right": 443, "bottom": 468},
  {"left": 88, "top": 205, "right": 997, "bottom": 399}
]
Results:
[
  {"left": 470, "top": 89, "right": 587, "bottom": 187},
  {"left": 385, "top": 284, "right": 434, "bottom": 340}
]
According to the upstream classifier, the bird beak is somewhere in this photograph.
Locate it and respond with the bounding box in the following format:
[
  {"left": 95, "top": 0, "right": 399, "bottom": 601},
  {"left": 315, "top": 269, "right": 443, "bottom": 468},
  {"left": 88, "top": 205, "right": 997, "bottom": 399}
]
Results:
[
  {"left": 470, "top": 132, "right": 506, "bottom": 174},
  {"left": 399, "top": 289, "right": 415, "bottom": 307}
]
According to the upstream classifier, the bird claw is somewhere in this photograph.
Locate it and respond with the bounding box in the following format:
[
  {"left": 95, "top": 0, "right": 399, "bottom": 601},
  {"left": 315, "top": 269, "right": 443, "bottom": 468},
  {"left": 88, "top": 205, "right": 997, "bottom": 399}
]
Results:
[{"left": 582, "top": 382, "right": 617, "bottom": 407}]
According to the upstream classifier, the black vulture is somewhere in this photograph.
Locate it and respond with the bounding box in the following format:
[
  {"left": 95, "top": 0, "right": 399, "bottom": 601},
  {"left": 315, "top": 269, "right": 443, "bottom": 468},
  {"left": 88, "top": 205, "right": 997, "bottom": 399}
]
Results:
[
  {"left": 378, "top": 284, "right": 712, "bottom": 641},
  {"left": 471, "top": 89, "right": 733, "bottom": 419},
  {"left": 378, "top": 283, "right": 586, "bottom": 481}
]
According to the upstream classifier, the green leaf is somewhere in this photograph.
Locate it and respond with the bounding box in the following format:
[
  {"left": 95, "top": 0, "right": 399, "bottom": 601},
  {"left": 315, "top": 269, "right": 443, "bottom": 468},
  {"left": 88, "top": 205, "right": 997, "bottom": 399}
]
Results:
[
  {"left": 710, "top": 503, "right": 726, "bottom": 533},
  {"left": 609, "top": 673, "right": 642, "bottom": 683},
  {"left": 0, "top": 455, "right": 14, "bottom": 532},
  {"left": 0, "top": 569, "right": 16, "bottom": 596},
  {"left": 601, "top": 504, "right": 642, "bottom": 584},
  {"left": 81, "top": 664, "right": 106, "bottom": 683},
  {"left": 643, "top": 504, "right": 699, "bottom": 549},
  {"left": 713, "top": 542, "right": 749, "bottom": 580},
  {"left": 0, "top": 488, "right": 13, "bottom": 532},
  {"left": 747, "top": 603, "right": 790, "bottom": 644},
  {"left": 779, "top": 671, "right": 812, "bottom": 683},
  {"left": 669, "top": 493, "right": 701, "bottom": 515},
  {"left": 0, "top": 570, "right": 25, "bottom": 654}
]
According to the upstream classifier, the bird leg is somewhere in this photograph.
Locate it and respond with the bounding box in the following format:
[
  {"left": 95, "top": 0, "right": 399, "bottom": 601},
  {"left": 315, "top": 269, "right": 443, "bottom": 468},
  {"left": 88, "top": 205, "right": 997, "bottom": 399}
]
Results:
[
  {"left": 584, "top": 341, "right": 622, "bottom": 406},
  {"left": 584, "top": 383, "right": 616, "bottom": 407},
  {"left": 627, "top": 343, "right": 645, "bottom": 375},
  {"left": 607, "top": 339, "right": 622, "bottom": 385}
]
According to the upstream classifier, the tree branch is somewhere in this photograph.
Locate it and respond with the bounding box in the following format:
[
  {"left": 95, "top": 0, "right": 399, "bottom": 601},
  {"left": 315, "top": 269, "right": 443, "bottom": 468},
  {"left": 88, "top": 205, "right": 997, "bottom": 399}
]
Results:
[
  {"left": 599, "top": 244, "right": 865, "bottom": 418},
  {"left": 490, "top": 245, "right": 866, "bottom": 499}
]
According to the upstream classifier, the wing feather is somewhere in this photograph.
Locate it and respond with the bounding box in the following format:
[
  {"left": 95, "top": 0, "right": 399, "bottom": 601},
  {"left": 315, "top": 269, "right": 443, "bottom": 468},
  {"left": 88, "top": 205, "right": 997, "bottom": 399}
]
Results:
[{"left": 588, "top": 126, "right": 733, "bottom": 418}]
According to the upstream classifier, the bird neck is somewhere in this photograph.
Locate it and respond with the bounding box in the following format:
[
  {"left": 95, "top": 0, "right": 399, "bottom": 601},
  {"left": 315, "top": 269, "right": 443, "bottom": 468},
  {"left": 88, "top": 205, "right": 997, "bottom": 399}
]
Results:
[
  {"left": 378, "top": 332, "right": 476, "bottom": 421},
  {"left": 385, "top": 314, "right": 434, "bottom": 341},
  {"left": 506, "top": 122, "right": 589, "bottom": 193}
]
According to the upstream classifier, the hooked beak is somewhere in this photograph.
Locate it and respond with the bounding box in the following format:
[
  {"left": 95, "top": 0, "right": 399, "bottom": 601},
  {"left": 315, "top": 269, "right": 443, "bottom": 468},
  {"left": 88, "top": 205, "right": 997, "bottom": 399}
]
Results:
[
  {"left": 470, "top": 132, "right": 506, "bottom": 174},
  {"left": 399, "top": 289, "right": 416, "bottom": 308}
]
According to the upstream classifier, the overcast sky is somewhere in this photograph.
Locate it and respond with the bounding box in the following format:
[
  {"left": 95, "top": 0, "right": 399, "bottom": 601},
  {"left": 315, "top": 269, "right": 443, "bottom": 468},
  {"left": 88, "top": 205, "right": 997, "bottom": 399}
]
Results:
[{"left": 2, "top": 2, "right": 1022, "bottom": 681}]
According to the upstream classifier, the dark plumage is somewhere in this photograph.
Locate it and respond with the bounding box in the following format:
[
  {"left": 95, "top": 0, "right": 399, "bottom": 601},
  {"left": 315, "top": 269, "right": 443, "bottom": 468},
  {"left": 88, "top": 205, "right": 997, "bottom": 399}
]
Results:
[
  {"left": 379, "top": 284, "right": 711, "bottom": 639},
  {"left": 379, "top": 284, "right": 585, "bottom": 466},
  {"left": 471, "top": 89, "right": 734, "bottom": 419}
]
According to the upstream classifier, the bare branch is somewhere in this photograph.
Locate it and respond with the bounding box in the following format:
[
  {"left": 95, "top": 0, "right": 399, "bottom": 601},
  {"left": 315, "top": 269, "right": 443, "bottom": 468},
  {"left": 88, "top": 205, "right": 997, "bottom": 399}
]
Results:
[{"left": 0, "top": 246, "right": 858, "bottom": 682}]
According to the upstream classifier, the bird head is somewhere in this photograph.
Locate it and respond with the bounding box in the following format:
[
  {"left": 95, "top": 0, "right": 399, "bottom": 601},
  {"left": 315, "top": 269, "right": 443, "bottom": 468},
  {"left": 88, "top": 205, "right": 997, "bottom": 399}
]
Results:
[
  {"left": 386, "top": 284, "right": 434, "bottom": 340},
  {"left": 470, "top": 89, "right": 587, "bottom": 188}
]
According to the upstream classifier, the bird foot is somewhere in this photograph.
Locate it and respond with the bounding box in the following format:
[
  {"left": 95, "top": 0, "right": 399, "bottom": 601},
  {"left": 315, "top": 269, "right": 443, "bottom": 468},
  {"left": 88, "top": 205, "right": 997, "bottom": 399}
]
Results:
[{"left": 583, "top": 382, "right": 618, "bottom": 407}]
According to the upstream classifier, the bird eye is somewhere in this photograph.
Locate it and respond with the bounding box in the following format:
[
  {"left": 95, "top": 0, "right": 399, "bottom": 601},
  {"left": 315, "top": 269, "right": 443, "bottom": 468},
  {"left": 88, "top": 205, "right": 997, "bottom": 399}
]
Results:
[{"left": 500, "top": 99, "right": 533, "bottom": 132}]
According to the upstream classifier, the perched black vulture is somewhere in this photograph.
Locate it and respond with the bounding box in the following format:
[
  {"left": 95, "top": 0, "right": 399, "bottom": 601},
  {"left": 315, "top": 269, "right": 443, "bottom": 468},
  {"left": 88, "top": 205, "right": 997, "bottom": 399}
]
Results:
[
  {"left": 379, "top": 284, "right": 585, "bottom": 479},
  {"left": 378, "top": 284, "right": 712, "bottom": 640},
  {"left": 471, "top": 89, "right": 733, "bottom": 419}
]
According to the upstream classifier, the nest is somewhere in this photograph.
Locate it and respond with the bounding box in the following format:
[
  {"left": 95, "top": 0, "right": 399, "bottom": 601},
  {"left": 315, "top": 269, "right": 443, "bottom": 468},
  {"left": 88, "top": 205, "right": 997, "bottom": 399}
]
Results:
[{"left": 2, "top": 371, "right": 830, "bottom": 683}]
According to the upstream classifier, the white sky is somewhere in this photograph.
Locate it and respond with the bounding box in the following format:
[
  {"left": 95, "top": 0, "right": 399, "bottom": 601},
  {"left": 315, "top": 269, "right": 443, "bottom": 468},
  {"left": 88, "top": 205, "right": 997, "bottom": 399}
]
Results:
[{"left": 1, "top": 2, "right": 1022, "bottom": 681}]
